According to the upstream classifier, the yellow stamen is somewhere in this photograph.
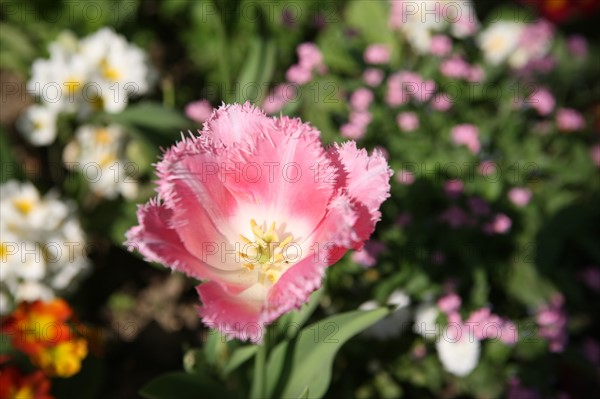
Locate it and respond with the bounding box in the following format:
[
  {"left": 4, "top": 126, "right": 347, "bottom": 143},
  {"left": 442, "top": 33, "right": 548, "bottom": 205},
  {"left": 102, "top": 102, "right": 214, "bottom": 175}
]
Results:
[{"left": 13, "top": 198, "right": 34, "bottom": 215}]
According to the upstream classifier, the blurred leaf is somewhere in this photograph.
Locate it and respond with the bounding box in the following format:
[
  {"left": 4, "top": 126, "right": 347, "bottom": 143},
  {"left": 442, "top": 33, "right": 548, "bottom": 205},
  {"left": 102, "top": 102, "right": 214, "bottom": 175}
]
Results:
[
  {"left": 267, "top": 307, "right": 390, "bottom": 399},
  {"left": 108, "top": 102, "right": 191, "bottom": 133},
  {"left": 345, "top": 0, "right": 393, "bottom": 45},
  {"left": 235, "top": 37, "right": 276, "bottom": 104},
  {"left": 223, "top": 345, "right": 257, "bottom": 376}
]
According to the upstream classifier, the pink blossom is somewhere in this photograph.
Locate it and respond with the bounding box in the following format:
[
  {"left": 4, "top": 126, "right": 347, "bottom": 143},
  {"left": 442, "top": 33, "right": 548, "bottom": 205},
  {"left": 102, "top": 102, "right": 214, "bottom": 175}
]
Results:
[
  {"left": 364, "top": 44, "right": 390, "bottom": 64},
  {"left": 528, "top": 87, "right": 555, "bottom": 116},
  {"left": 444, "top": 180, "right": 463, "bottom": 198},
  {"left": 437, "top": 293, "right": 461, "bottom": 314},
  {"left": 478, "top": 161, "right": 499, "bottom": 177},
  {"left": 386, "top": 71, "right": 422, "bottom": 106},
  {"left": 451, "top": 124, "right": 480, "bottom": 154},
  {"left": 349, "top": 111, "right": 373, "bottom": 129},
  {"left": 396, "top": 170, "right": 415, "bottom": 185},
  {"left": 185, "top": 100, "right": 213, "bottom": 124},
  {"left": 363, "top": 68, "right": 384, "bottom": 87},
  {"left": 340, "top": 123, "right": 366, "bottom": 140},
  {"left": 351, "top": 240, "right": 386, "bottom": 268},
  {"left": 126, "top": 103, "right": 392, "bottom": 341},
  {"left": 286, "top": 65, "right": 312, "bottom": 85},
  {"left": 297, "top": 42, "right": 324, "bottom": 70},
  {"left": 466, "top": 308, "right": 492, "bottom": 340},
  {"left": 492, "top": 213, "right": 512, "bottom": 234},
  {"left": 499, "top": 320, "right": 518, "bottom": 345},
  {"left": 508, "top": 187, "right": 532, "bottom": 207},
  {"left": 440, "top": 56, "right": 470, "bottom": 79},
  {"left": 263, "top": 84, "right": 297, "bottom": 114},
  {"left": 350, "top": 88, "right": 374, "bottom": 111},
  {"left": 568, "top": 35, "right": 588, "bottom": 57},
  {"left": 556, "top": 108, "right": 585, "bottom": 132},
  {"left": 429, "top": 34, "right": 452, "bottom": 56},
  {"left": 431, "top": 93, "right": 452, "bottom": 111},
  {"left": 518, "top": 19, "right": 554, "bottom": 63},
  {"left": 396, "top": 112, "right": 419, "bottom": 132},
  {"left": 415, "top": 79, "right": 436, "bottom": 102},
  {"left": 467, "top": 65, "right": 485, "bottom": 82},
  {"left": 591, "top": 145, "right": 600, "bottom": 168},
  {"left": 536, "top": 295, "right": 568, "bottom": 352}
]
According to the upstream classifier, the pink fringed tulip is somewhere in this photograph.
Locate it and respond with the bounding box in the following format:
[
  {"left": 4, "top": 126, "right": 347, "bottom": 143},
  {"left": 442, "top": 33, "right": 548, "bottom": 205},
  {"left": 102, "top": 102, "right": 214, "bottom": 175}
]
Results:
[{"left": 126, "top": 103, "right": 392, "bottom": 341}]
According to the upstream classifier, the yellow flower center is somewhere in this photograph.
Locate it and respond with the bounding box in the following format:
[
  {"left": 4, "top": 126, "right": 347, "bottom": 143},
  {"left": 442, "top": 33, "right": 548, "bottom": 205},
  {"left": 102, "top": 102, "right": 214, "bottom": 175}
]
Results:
[
  {"left": 95, "top": 128, "right": 113, "bottom": 145},
  {"left": 63, "top": 76, "right": 83, "bottom": 96},
  {"left": 488, "top": 36, "right": 507, "bottom": 53},
  {"left": 13, "top": 386, "right": 35, "bottom": 399},
  {"left": 239, "top": 219, "right": 294, "bottom": 285},
  {"left": 100, "top": 59, "right": 121, "bottom": 81},
  {"left": 0, "top": 242, "right": 7, "bottom": 261},
  {"left": 12, "top": 198, "right": 34, "bottom": 215},
  {"left": 34, "top": 339, "right": 88, "bottom": 377}
]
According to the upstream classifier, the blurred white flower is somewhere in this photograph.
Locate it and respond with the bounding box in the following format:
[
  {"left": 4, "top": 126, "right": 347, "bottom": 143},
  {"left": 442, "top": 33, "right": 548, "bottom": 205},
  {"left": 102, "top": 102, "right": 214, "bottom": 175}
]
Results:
[
  {"left": 25, "top": 28, "right": 155, "bottom": 127},
  {"left": 0, "top": 180, "right": 90, "bottom": 310},
  {"left": 16, "top": 105, "right": 58, "bottom": 146},
  {"left": 413, "top": 301, "right": 440, "bottom": 339},
  {"left": 63, "top": 124, "right": 138, "bottom": 199},
  {"left": 436, "top": 330, "right": 480, "bottom": 377},
  {"left": 477, "top": 21, "right": 524, "bottom": 65}
]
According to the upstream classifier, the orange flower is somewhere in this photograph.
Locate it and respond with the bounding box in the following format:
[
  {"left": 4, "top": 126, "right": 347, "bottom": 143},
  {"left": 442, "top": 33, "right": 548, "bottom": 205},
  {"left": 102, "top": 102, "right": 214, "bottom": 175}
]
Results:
[
  {"left": 0, "top": 366, "right": 53, "bottom": 399},
  {"left": 1, "top": 300, "right": 88, "bottom": 378}
]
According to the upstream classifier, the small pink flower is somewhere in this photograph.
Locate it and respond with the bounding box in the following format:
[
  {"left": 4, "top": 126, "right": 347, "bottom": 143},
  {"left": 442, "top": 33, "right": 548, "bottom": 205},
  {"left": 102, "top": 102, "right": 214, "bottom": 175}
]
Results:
[
  {"left": 386, "top": 71, "right": 422, "bottom": 106},
  {"left": 396, "top": 170, "right": 415, "bottom": 185},
  {"left": 297, "top": 42, "right": 324, "bottom": 70},
  {"left": 396, "top": 112, "right": 419, "bottom": 132},
  {"left": 568, "top": 35, "right": 588, "bottom": 57},
  {"left": 508, "top": 187, "right": 532, "bottom": 207},
  {"left": 437, "top": 293, "right": 461, "bottom": 314},
  {"left": 499, "top": 320, "right": 518, "bottom": 345},
  {"left": 478, "top": 161, "right": 498, "bottom": 177},
  {"left": 466, "top": 308, "right": 492, "bottom": 340},
  {"left": 467, "top": 65, "right": 485, "bottom": 82},
  {"left": 451, "top": 124, "right": 480, "bottom": 154},
  {"left": 536, "top": 296, "right": 568, "bottom": 353},
  {"left": 364, "top": 44, "right": 390, "bottom": 64},
  {"left": 444, "top": 180, "right": 463, "bottom": 198},
  {"left": 263, "top": 84, "right": 297, "bottom": 114},
  {"left": 363, "top": 68, "right": 384, "bottom": 87},
  {"left": 351, "top": 240, "right": 386, "bottom": 268},
  {"left": 349, "top": 111, "right": 372, "bottom": 129},
  {"left": 415, "top": 79, "right": 436, "bottom": 103},
  {"left": 340, "top": 123, "right": 366, "bottom": 140},
  {"left": 440, "top": 56, "right": 470, "bottom": 79},
  {"left": 556, "top": 108, "right": 585, "bottom": 132},
  {"left": 591, "top": 145, "right": 600, "bottom": 168},
  {"left": 429, "top": 34, "right": 452, "bottom": 56},
  {"left": 350, "top": 88, "right": 374, "bottom": 111},
  {"left": 286, "top": 65, "right": 312, "bottom": 85},
  {"left": 492, "top": 213, "right": 512, "bottom": 234},
  {"left": 185, "top": 100, "right": 214, "bottom": 124},
  {"left": 431, "top": 93, "right": 452, "bottom": 111},
  {"left": 528, "top": 87, "right": 555, "bottom": 116},
  {"left": 126, "top": 103, "right": 392, "bottom": 341}
]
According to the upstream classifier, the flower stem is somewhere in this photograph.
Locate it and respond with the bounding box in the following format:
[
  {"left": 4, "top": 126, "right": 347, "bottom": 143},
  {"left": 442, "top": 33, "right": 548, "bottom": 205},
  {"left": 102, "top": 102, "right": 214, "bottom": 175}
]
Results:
[{"left": 250, "top": 332, "right": 268, "bottom": 399}]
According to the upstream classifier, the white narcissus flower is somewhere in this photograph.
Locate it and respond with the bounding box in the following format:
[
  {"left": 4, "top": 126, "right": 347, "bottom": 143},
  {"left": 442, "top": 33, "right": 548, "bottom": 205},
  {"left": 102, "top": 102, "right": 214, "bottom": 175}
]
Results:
[
  {"left": 63, "top": 124, "right": 138, "bottom": 199},
  {"left": 477, "top": 21, "right": 524, "bottom": 65},
  {"left": 436, "top": 330, "right": 481, "bottom": 377},
  {"left": 16, "top": 105, "right": 58, "bottom": 146},
  {"left": 0, "top": 180, "right": 90, "bottom": 311},
  {"left": 413, "top": 301, "right": 440, "bottom": 339}
]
